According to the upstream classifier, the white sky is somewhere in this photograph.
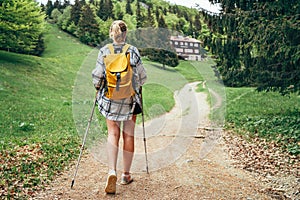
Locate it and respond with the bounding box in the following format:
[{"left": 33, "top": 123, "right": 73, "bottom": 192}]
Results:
[
  {"left": 37, "top": 0, "right": 220, "bottom": 13},
  {"left": 166, "top": 0, "right": 220, "bottom": 13}
]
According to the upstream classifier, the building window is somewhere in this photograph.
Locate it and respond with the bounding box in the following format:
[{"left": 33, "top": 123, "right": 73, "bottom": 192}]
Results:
[
  {"left": 195, "top": 49, "right": 199, "bottom": 54},
  {"left": 175, "top": 41, "right": 178, "bottom": 45},
  {"left": 176, "top": 48, "right": 183, "bottom": 53},
  {"left": 194, "top": 43, "right": 199, "bottom": 47},
  {"left": 185, "top": 49, "right": 193, "bottom": 53},
  {"left": 180, "top": 42, "right": 183, "bottom": 45}
]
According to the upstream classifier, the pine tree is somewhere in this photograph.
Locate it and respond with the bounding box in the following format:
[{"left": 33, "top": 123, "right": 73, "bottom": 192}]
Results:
[
  {"left": 53, "top": 0, "right": 60, "bottom": 10},
  {"left": 125, "top": 0, "right": 133, "bottom": 15},
  {"left": 187, "top": 20, "right": 195, "bottom": 37},
  {"left": 176, "top": 18, "right": 185, "bottom": 32},
  {"left": 173, "top": 5, "right": 179, "bottom": 15},
  {"left": 136, "top": 0, "right": 143, "bottom": 28},
  {"left": 77, "top": 4, "right": 99, "bottom": 45},
  {"left": 57, "top": 5, "right": 72, "bottom": 31},
  {"left": 183, "top": 11, "right": 189, "bottom": 21},
  {"left": 205, "top": 0, "right": 300, "bottom": 93},
  {"left": 194, "top": 14, "right": 201, "bottom": 37},
  {"left": 45, "top": 0, "right": 54, "bottom": 17},
  {"left": 97, "top": 0, "right": 113, "bottom": 21},
  {"left": 106, "top": 0, "right": 114, "bottom": 19},
  {"left": 97, "top": 0, "right": 106, "bottom": 20},
  {"left": 62, "top": 0, "right": 70, "bottom": 9},
  {"left": 70, "top": 0, "right": 83, "bottom": 25},
  {"left": 145, "top": 5, "right": 155, "bottom": 28},
  {"left": 155, "top": 7, "right": 160, "bottom": 21},
  {"left": 158, "top": 15, "right": 167, "bottom": 28},
  {"left": 114, "top": 2, "right": 124, "bottom": 20},
  {"left": 0, "top": 0, "right": 45, "bottom": 55},
  {"left": 79, "top": 0, "right": 86, "bottom": 6}
]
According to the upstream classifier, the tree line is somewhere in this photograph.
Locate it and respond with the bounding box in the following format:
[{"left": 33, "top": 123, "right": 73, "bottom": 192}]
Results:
[
  {"left": 0, "top": 0, "right": 202, "bottom": 66},
  {"left": 201, "top": 0, "right": 300, "bottom": 94},
  {"left": 1, "top": 0, "right": 299, "bottom": 93},
  {"left": 43, "top": 0, "right": 202, "bottom": 46}
]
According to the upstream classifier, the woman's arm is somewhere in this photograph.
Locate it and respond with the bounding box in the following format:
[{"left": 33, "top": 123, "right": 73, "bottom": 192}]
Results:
[{"left": 92, "top": 48, "right": 106, "bottom": 88}]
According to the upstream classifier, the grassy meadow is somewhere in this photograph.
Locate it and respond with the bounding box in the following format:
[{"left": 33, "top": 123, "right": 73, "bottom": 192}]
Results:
[
  {"left": 0, "top": 24, "right": 299, "bottom": 199},
  {"left": 226, "top": 87, "right": 300, "bottom": 155}
]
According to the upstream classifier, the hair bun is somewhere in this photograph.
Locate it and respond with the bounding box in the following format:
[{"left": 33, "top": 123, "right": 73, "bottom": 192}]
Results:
[{"left": 119, "top": 22, "right": 127, "bottom": 32}]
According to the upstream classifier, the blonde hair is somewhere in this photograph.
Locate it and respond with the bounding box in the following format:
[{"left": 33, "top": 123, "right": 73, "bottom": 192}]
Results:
[{"left": 109, "top": 20, "right": 127, "bottom": 43}]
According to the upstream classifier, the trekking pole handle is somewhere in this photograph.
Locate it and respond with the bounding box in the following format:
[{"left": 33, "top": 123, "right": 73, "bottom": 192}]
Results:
[{"left": 96, "top": 77, "right": 105, "bottom": 91}]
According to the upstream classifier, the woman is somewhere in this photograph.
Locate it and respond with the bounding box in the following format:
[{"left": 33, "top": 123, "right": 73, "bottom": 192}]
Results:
[{"left": 92, "top": 20, "right": 147, "bottom": 194}]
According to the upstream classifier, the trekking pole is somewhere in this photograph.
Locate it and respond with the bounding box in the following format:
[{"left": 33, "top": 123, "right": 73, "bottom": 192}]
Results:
[
  {"left": 71, "top": 80, "right": 103, "bottom": 189},
  {"left": 140, "top": 87, "right": 149, "bottom": 174}
]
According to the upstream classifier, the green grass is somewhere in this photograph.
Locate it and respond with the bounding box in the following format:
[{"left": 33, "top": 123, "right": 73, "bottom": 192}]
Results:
[
  {"left": 142, "top": 83, "right": 174, "bottom": 118},
  {"left": 174, "top": 60, "right": 204, "bottom": 83},
  {"left": 0, "top": 24, "right": 92, "bottom": 198},
  {"left": 226, "top": 87, "right": 300, "bottom": 155},
  {"left": 140, "top": 59, "right": 205, "bottom": 121}
]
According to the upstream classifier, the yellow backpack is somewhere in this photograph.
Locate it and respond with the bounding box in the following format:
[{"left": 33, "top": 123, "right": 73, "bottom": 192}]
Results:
[{"left": 103, "top": 44, "right": 135, "bottom": 100}]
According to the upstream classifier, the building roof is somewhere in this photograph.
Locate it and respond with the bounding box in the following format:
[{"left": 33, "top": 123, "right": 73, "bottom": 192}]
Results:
[{"left": 170, "top": 35, "right": 202, "bottom": 43}]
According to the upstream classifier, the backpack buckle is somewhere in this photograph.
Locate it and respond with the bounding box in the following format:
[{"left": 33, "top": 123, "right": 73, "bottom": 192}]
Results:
[{"left": 116, "top": 72, "right": 121, "bottom": 91}]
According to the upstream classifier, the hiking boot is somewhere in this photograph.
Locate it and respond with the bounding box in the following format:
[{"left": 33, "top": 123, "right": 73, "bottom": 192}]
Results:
[
  {"left": 105, "top": 170, "right": 117, "bottom": 194},
  {"left": 120, "top": 173, "right": 133, "bottom": 185}
]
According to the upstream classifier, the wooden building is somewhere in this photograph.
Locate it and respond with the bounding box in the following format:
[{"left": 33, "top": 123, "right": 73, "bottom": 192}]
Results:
[{"left": 170, "top": 35, "right": 205, "bottom": 61}]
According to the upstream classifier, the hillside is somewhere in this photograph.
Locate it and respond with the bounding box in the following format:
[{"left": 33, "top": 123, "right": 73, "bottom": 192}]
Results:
[{"left": 0, "top": 24, "right": 92, "bottom": 198}]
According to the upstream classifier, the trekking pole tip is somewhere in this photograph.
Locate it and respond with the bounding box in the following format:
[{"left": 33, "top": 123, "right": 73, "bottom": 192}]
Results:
[{"left": 70, "top": 180, "right": 74, "bottom": 189}]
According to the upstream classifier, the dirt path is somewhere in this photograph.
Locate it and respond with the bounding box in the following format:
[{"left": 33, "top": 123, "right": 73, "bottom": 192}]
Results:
[{"left": 34, "top": 82, "right": 271, "bottom": 199}]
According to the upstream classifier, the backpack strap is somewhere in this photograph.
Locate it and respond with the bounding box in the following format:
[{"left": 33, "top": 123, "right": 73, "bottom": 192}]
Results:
[
  {"left": 122, "top": 44, "right": 130, "bottom": 53},
  {"left": 107, "top": 44, "right": 115, "bottom": 54}
]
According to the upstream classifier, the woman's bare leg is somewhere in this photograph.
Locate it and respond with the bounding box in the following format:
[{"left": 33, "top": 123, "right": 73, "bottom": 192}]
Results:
[
  {"left": 106, "top": 119, "right": 121, "bottom": 171},
  {"left": 122, "top": 115, "right": 136, "bottom": 173}
]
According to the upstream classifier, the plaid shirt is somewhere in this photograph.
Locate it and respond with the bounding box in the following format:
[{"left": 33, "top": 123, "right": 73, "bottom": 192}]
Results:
[{"left": 92, "top": 43, "right": 147, "bottom": 121}]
